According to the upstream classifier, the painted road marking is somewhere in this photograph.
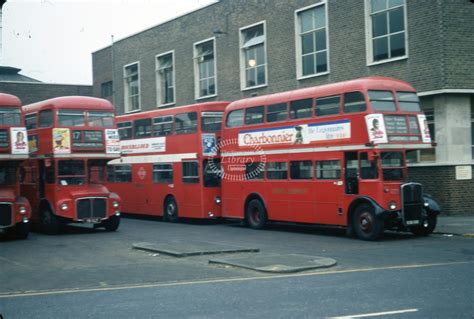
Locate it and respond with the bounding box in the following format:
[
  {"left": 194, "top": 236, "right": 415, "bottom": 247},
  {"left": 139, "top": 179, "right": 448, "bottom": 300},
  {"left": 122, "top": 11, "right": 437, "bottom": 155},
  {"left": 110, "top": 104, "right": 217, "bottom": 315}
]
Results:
[
  {"left": 329, "top": 308, "right": 418, "bottom": 318},
  {"left": 0, "top": 261, "right": 472, "bottom": 299}
]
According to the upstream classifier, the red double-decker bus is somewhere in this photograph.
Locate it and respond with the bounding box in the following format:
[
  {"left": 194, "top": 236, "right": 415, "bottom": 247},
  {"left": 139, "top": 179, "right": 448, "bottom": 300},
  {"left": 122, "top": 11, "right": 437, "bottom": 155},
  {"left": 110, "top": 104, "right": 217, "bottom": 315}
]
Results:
[
  {"left": 20, "top": 97, "right": 122, "bottom": 234},
  {"left": 105, "top": 102, "right": 229, "bottom": 221},
  {"left": 0, "top": 93, "right": 31, "bottom": 239},
  {"left": 220, "top": 77, "right": 440, "bottom": 240}
]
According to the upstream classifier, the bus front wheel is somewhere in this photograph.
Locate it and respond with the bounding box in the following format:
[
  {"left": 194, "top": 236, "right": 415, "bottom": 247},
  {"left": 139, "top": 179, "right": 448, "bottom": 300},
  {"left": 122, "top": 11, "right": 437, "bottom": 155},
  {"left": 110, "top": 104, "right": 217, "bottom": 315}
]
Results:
[
  {"left": 164, "top": 197, "right": 179, "bottom": 223},
  {"left": 352, "top": 204, "right": 384, "bottom": 241},
  {"left": 39, "top": 208, "right": 62, "bottom": 235},
  {"left": 102, "top": 215, "right": 120, "bottom": 232},
  {"left": 411, "top": 215, "right": 437, "bottom": 236},
  {"left": 245, "top": 199, "right": 267, "bottom": 229}
]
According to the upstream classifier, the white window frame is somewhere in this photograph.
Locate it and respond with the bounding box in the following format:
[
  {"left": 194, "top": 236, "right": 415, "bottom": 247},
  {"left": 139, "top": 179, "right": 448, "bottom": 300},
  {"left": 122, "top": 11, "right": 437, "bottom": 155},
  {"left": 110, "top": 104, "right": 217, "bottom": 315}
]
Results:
[
  {"left": 123, "top": 61, "right": 141, "bottom": 114},
  {"left": 365, "top": 0, "right": 409, "bottom": 66},
  {"left": 239, "top": 21, "right": 268, "bottom": 91},
  {"left": 193, "top": 37, "right": 218, "bottom": 100},
  {"left": 156, "top": 50, "right": 176, "bottom": 108},
  {"left": 295, "top": 1, "right": 330, "bottom": 80}
]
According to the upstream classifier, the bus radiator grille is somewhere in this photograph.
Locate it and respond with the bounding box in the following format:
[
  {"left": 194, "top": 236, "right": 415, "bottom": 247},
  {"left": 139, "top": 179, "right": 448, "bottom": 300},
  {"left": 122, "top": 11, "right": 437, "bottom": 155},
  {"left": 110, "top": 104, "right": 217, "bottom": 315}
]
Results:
[
  {"left": 401, "top": 183, "right": 423, "bottom": 224},
  {"left": 76, "top": 198, "right": 107, "bottom": 220},
  {"left": 0, "top": 203, "right": 13, "bottom": 227}
]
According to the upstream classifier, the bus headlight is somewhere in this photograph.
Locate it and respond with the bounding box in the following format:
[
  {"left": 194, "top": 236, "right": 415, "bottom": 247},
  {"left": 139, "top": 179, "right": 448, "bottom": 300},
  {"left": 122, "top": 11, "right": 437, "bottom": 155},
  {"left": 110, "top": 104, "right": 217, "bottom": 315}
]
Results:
[
  {"left": 214, "top": 196, "right": 221, "bottom": 204},
  {"left": 389, "top": 201, "right": 397, "bottom": 210},
  {"left": 424, "top": 201, "right": 429, "bottom": 207},
  {"left": 60, "top": 203, "right": 69, "bottom": 211},
  {"left": 19, "top": 206, "right": 27, "bottom": 214},
  {"left": 113, "top": 201, "right": 119, "bottom": 208}
]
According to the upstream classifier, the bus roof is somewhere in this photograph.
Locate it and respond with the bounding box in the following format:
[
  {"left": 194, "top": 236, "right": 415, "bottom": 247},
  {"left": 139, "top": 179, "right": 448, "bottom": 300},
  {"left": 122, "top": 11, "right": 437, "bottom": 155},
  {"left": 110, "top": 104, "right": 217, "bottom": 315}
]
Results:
[
  {"left": 117, "top": 101, "right": 230, "bottom": 122},
  {"left": 22, "top": 96, "right": 115, "bottom": 114},
  {"left": 0, "top": 93, "right": 22, "bottom": 108},
  {"left": 226, "top": 77, "right": 416, "bottom": 112}
]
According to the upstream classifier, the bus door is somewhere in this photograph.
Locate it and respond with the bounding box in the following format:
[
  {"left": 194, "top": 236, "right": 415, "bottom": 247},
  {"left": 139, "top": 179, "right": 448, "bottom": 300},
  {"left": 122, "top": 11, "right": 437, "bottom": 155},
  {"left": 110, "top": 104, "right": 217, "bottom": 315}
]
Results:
[
  {"left": 181, "top": 160, "right": 201, "bottom": 218},
  {"left": 132, "top": 164, "right": 149, "bottom": 214},
  {"left": 344, "top": 152, "right": 359, "bottom": 195},
  {"left": 314, "top": 156, "right": 345, "bottom": 224},
  {"left": 357, "top": 152, "right": 380, "bottom": 197},
  {"left": 20, "top": 161, "right": 40, "bottom": 216}
]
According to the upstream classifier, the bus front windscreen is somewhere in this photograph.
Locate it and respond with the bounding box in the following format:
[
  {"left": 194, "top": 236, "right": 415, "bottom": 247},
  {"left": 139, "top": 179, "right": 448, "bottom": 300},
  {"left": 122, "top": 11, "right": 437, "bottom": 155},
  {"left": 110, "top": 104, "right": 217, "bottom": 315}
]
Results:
[
  {"left": 0, "top": 108, "right": 21, "bottom": 126},
  {"left": 88, "top": 111, "right": 114, "bottom": 127},
  {"left": 58, "top": 160, "right": 86, "bottom": 185},
  {"left": 381, "top": 152, "right": 405, "bottom": 181}
]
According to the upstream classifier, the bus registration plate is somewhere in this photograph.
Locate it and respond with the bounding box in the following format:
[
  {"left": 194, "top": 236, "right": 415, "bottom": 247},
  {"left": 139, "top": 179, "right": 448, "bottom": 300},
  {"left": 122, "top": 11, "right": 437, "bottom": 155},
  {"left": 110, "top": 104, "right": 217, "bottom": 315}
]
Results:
[{"left": 406, "top": 220, "right": 420, "bottom": 225}]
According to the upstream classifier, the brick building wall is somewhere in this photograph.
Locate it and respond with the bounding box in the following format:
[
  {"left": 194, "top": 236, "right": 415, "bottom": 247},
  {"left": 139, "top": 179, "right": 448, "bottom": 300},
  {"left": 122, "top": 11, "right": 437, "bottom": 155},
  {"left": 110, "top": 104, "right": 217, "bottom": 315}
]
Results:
[
  {"left": 93, "top": 0, "right": 466, "bottom": 115},
  {"left": 0, "top": 82, "right": 92, "bottom": 105},
  {"left": 409, "top": 165, "right": 474, "bottom": 215}
]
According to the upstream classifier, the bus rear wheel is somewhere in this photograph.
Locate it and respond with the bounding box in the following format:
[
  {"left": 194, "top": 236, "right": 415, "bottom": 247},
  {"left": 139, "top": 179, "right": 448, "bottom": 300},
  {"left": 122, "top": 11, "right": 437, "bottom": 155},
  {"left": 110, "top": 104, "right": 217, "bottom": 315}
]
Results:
[
  {"left": 164, "top": 197, "right": 179, "bottom": 223},
  {"left": 245, "top": 199, "right": 267, "bottom": 229},
  {"left": 352, "top": 204, "right": 384, "bottom": 241},
  {"left": 39, "top": 208, "right": 62, "bottom": 235}
]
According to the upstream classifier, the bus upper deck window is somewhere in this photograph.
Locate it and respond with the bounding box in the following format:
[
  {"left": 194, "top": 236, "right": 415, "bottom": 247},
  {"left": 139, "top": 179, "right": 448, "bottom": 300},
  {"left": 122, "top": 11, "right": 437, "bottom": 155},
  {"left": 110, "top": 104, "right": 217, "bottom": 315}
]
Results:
[
  {"left": 266, "top": 103, "right": 288, "bottom": 122},
  {"left": 290, "top": 99, "right": 312, "bottom": 119},
  {"left": 368, "top": 91, "right": 397, "bottom": 112},
  {"left": 343, "top": 92, "right": 367, "bottom": 113},
  {"left": 58, "top": 110, "right": 85, "bottom": 127},
  {"left": 175, "top": 112, "right": 198, "bottom": 134},
  {"left": 316, "top": 96, "right": 341, "bottom": 116},
  {"left": 201, "top": 112, "right": 223, "bottom": 132},
  {"left": 245, "top": 106, "right": 264, "bottom": 125},
  {"left": 0, "top": 108, "right": 21, "bottom": 126},
  {"left": 118, "top": 122, "right": 132, "bottom": 140},
  {"left": 226, "top": 109, "right": 244, "bottom": 127},
  {"left": 397, "top": 92, "right": 421, "bottom": 112}
]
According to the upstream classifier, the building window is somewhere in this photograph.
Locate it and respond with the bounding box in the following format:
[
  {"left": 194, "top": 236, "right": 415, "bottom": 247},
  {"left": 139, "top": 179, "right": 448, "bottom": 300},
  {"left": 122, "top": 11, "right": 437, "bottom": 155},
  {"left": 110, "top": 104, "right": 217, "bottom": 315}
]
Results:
[
  {"left": 156, "top": 51, "right": 175, "bottom": 106},
  {"left": 419, "top": 107, "right": 435, "bottom": 162},
  {"left": 296, "top": 3, "right": 328, "bottom": 78},
  {"left": 123, "top": 63, "right": 140, "bottom": 113},
  {"left": 240, "top": 22, "right": 267, "bottom": 89},
  {"left": 194, "top": 38, "right": 216, "bottom": 99},
  {"left": 367, "top": 0, "right": 407, "bottom": 64},
  {"left": 101, "top": 81, "right": 113, "bottom": 98}
]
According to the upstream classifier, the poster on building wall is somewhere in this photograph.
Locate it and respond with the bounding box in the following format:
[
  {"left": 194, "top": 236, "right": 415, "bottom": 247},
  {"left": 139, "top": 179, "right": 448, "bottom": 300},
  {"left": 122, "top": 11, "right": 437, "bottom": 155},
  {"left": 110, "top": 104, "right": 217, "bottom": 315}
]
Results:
[
  {"left": 238, "top": 120, "right": 351, "bottom": 147},
  {"left": 105, "top": 129, "right": 121, "bottom": 154},
  {"left": 10, "top": 127, "right": 29, "bottom": 154},
  {"left": 120, "top": 137, "right": 166, "bottom": 154},
  {"left": 417, "top": 114, "right": 432, "bottom": 143},
  {"left": 365, "top": 114, "right": 388, "bottom": 144},
  {"left": 53, "top": 128, "right": 71, "bottom": 154},
  {"left": 202, "top": 133, "right": 217, "bottom": 156},
  {"left": 455, "top": 166, "right": 472, "bottom": 180}
]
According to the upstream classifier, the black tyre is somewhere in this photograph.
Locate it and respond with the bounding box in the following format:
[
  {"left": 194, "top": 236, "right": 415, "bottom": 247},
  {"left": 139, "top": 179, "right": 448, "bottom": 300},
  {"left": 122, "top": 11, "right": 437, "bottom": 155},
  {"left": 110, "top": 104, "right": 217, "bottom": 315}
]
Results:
[
  {"left": 352, "top": 204, "right": 384, "bottom": 241},
  {"left": 14, "top": 222, "right": 30, "bottom": 239},
  {"left": 39, "top": 208, "right": 62, "bottom": 235},
  {"left": 411, "top": 215, "right": 437, "bottom": 236},
  {"left": 245, "top": 199, "right": 267, "bottom": 229},
  {"left": 164, "top": 197, "right": 179, "bottom": 223},
  {"left": 102, "top": 215, "right": 120, "bottom": 232}
]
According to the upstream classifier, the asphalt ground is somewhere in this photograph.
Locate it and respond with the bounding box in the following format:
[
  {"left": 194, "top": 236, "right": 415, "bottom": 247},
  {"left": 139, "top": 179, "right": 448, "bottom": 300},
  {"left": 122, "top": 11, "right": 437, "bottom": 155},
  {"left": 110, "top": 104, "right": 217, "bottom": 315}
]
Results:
[{"left": 0, "top": 216, "right": 473, "bottom": 318}]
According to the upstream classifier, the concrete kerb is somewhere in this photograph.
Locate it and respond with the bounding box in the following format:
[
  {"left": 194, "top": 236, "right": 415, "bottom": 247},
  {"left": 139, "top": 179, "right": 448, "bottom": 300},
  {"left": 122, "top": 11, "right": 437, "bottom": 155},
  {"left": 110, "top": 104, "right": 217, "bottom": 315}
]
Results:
[
  {"left": 132, "top": 242, "right": 259, "bottom": 257},
  {"left": 209, "top": 254, "right": 337, "bottom": 273}
]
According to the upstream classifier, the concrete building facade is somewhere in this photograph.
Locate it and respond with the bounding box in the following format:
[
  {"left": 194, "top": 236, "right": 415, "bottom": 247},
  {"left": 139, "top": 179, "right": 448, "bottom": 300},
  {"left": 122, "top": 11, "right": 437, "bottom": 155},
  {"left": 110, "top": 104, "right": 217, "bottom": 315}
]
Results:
[{"left": 92, "top": 0, "right": 474, "bottom": 214}]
